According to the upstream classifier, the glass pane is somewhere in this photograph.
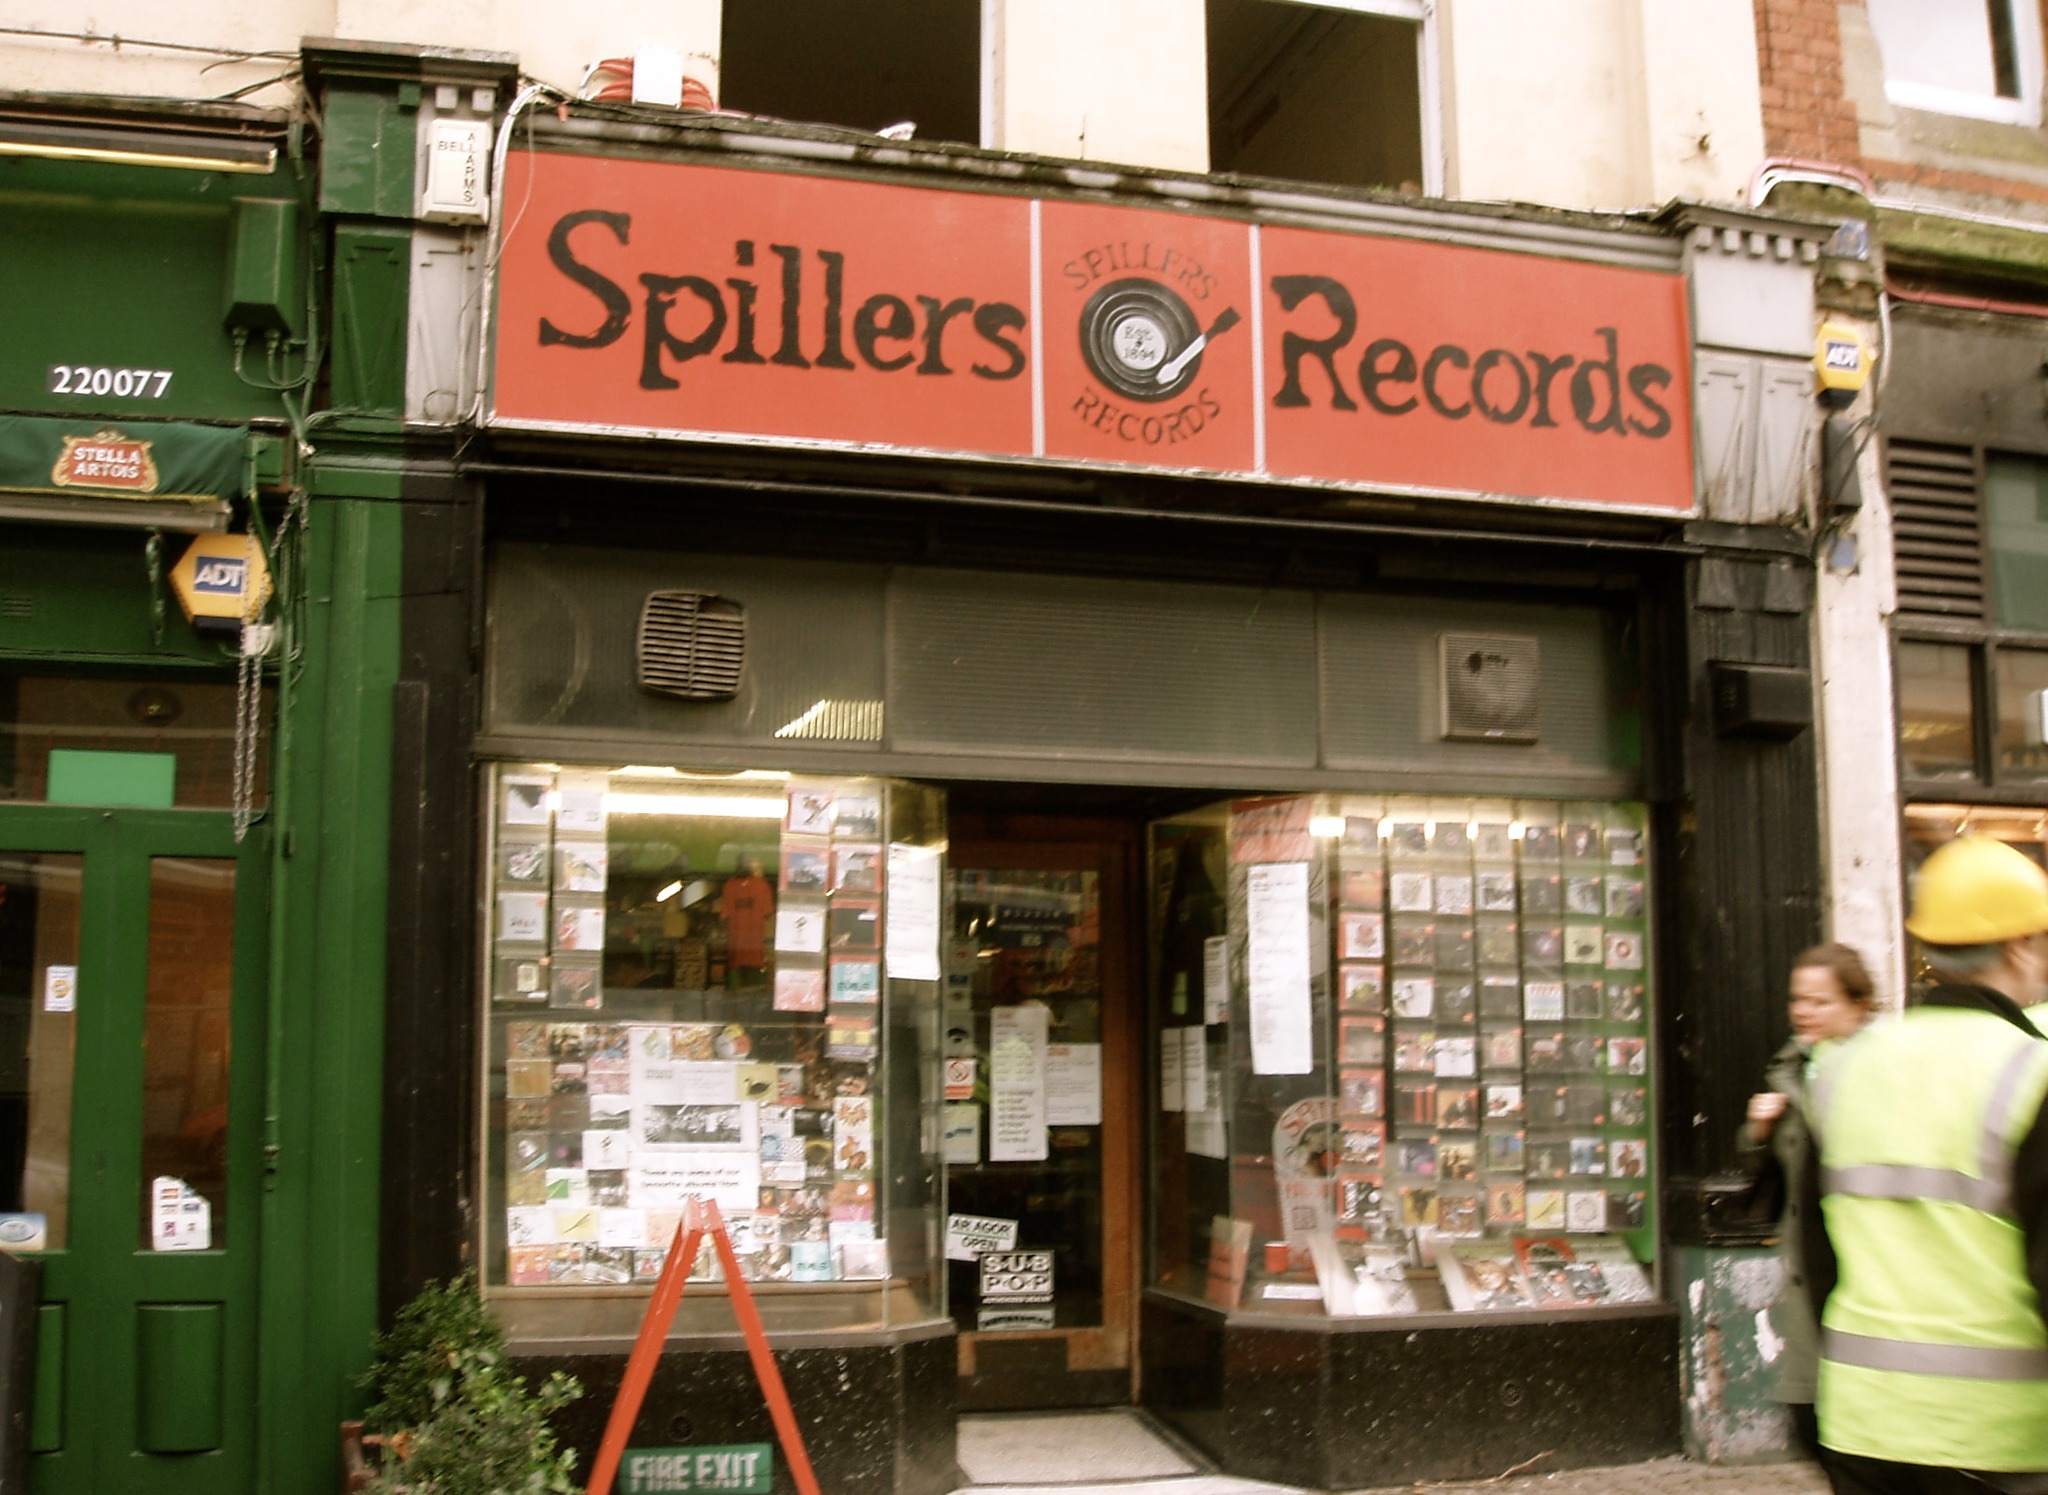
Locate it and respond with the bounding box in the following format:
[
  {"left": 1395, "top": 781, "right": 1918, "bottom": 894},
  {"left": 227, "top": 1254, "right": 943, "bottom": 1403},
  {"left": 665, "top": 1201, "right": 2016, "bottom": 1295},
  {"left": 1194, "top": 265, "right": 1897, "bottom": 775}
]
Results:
[
  {"left": 1897, "top": 641, "right": 1978, "bottom": 781},
  {"left": 1998, "top": 649, "right": 2048, "bottom": 780},
  {"left": 947, "top": 868, "right": 1102, "bottom": 1333},
  {"left": 483, "top": 765, "right": 944, "bottom": 1341},
  {"left": 0, "top": 852, "right": 79, "bottom": 1250},
  {"left": 1149, "top": 794, "right": 1656, "bottom": 1319},
  {"left": 1987, "top": 455, "right": 2048, "bottom": 633},
  {"left": 1, "top": 675, "right": 272, "bottom": 809},
  {"left": 139, "top": 858, "right": 235, "bottom": 1251}
]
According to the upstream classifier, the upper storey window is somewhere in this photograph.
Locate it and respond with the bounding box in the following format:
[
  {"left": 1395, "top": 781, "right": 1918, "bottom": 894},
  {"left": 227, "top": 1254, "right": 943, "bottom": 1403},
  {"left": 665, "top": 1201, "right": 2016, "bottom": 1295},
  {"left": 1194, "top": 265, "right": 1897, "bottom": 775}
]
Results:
[
  {"left": 1207, "top": 0, "right": 1435, "bottom": 194},
  {"left": 1866, "top": 0, "right": 2043, "bottom": 127},
  {"left": 719, "top": 0, "right": 980, "bottom": 146}
]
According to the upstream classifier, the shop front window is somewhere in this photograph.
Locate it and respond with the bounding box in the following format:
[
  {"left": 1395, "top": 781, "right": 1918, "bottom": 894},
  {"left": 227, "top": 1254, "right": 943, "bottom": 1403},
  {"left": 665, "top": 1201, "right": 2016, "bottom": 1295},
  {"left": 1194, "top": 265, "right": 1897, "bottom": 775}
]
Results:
[
  {"left": 1997, "top": 648, "right": 2048, "bottom": 780},
  {"left": 1897, "top": 641, "right": 1979, "bottom": 782},
  {"left": 481, "top": 763, "right": 945, "bottom": 1339},
  {"left": 1150, "top": 794, "right": 1655, "bottom": 1317}
]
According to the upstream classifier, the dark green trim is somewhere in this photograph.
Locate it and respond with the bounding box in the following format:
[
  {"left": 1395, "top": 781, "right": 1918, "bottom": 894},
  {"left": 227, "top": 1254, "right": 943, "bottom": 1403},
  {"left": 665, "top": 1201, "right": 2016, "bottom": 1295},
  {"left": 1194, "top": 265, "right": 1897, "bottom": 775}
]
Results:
[{"left": 256, "top": 494, "right": 401, "bottom": 1495}]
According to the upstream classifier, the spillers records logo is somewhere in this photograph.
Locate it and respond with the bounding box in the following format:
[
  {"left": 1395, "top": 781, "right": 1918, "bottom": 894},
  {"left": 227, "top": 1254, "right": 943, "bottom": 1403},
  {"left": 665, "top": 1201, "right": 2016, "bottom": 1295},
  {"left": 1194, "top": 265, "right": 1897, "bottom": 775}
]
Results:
[{"left": 1066, "top": 240, "right": 1239, "bottom": 446}]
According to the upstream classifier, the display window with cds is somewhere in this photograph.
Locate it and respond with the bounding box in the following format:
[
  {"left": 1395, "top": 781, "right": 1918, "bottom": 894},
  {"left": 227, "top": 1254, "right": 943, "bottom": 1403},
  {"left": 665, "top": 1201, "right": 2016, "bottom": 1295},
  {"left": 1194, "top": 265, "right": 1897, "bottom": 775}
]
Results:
[
  {"left": 480, "top": 763, "right": 946, "bottom": 1337},
  {"left": 1149, "top": 793, "right": 1656, "bottom": 1319}
]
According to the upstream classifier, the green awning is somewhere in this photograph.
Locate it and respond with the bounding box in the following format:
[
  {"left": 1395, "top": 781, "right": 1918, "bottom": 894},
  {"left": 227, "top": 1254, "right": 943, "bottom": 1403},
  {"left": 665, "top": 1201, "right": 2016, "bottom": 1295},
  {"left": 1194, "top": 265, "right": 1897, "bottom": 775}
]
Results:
[{"left": 0, "top": 414, "right": 246, "bottom": 530}]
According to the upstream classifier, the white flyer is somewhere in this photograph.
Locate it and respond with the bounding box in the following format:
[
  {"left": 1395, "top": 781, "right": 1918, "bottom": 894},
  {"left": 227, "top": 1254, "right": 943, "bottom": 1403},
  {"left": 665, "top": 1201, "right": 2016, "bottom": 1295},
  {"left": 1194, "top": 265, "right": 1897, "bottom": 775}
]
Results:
[
  {"left": 555, "top": 773, "right": 608, "bottom": 834},
  {"left": 149, "top": 1176, "right": 210, "bottom": 1252},
  {"left": 629, "top": 1156, "right": 759, "bottom": 1211},
  {"left": 1044, "top": 1043, "right": 1102, "bottom": 1126},
  {"left": 1187, "top": 1069, "right": 1228, "bottom": 1158},
  {"left": 1203, "top": 936, "right": 1230, "bottom": 1023},
  {"left": 1247, "top": 863, "right": 1314, "bottom": 1074},
  {"left": 582, "top": 1130, "right": 635, "bottom": 1170},
  {"left": 1160, "top": 1029, "right": 1185, "bottom": 1114},
  {"left": 42, "top": 965, "right": 76, "bottom": 1014},
  {"left": 599, "top": 1207, "right": 647, "bottom": 1249},
  {"left": 988, "top": 1003, "right": 1049, "bottom": 1161},
  {"left": 884, "top": 844, "right": 942, "bottom": 981},
  {"left": 942, "top": 1102, "right": 982, "bottom": 1164},
  {"left": 1182, "top": 1026, "right": 1208, "bottom": 1113},
  {"left": 775, "top": 904, "right": 826, "bottom": 956}
]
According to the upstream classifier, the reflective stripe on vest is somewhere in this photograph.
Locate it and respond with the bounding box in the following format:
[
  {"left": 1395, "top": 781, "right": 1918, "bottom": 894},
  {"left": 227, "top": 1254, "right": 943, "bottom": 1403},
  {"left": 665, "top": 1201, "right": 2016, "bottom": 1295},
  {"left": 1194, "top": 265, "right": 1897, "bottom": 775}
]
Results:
[
  {"left": 1815, "top": 1011, "right": 2048, "bottom": 1470},
  {"left": 1821, "top": 1162, "right": 2008, "bottom": 1214},
  {"left": 1821, "top": 1043, "right": 2044, "bottom": 1218},
  {"left": 1824, "top": 1328, "right": 2048, "bottom": 1381}
]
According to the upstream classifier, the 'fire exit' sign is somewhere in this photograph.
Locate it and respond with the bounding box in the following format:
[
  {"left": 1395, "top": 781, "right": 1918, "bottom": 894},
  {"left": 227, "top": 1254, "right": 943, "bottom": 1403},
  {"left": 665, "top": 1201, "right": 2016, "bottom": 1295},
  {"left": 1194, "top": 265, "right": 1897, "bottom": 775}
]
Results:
[{"left": 622, "top": 1444, "right": 773, "bottom": 1493}]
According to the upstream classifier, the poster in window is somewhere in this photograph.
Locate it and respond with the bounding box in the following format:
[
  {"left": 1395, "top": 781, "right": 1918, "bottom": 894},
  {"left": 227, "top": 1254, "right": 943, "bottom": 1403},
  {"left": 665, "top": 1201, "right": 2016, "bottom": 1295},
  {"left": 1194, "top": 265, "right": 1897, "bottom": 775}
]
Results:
[{"left": 1246, "top": 862, "right": 1313, "bottom": 1074}]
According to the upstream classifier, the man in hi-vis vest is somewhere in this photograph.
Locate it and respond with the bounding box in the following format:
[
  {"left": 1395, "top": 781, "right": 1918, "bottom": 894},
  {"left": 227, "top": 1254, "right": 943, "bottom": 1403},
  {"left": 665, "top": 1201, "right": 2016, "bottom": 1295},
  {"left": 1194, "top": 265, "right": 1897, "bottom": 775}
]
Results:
[{"left": 1806, "top": 837, "right": 2048, "bottom": 1493}]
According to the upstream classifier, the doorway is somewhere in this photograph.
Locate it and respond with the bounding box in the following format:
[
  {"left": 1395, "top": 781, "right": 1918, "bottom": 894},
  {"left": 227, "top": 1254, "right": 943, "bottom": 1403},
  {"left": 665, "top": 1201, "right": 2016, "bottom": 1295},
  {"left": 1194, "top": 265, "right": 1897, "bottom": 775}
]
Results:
[
  {"left": 944, "top": 815, "right": 1142, "bottom": 1409},
  {"left": 0, "top": 806, "right": 266, "bottom": 1494}
]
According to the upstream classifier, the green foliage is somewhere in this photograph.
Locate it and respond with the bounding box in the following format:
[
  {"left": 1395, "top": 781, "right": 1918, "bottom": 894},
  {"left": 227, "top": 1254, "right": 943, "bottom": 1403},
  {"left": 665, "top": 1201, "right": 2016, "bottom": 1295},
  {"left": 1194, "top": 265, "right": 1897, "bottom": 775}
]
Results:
[{"left": 361, "top": 1275, "right": 584, "bottom": 1495}]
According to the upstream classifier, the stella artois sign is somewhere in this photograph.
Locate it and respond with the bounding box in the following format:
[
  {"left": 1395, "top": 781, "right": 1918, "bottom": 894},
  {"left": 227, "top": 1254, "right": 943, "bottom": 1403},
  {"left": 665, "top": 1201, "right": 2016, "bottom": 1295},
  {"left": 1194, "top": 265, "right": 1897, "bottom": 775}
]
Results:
[{"left": 51, "top": 429, "right": 159, "bottom": 492}]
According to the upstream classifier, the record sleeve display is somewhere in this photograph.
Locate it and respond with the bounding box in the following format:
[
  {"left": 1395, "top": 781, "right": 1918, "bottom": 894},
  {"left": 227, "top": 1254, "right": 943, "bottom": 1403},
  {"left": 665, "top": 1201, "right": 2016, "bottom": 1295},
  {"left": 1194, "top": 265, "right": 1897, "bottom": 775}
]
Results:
[
  {"left": 483, "top": 765, "right": 940, "bottom": 1296},
  {"left": 1151, "top": 793, "right": 1655, "bottom": 1319}
]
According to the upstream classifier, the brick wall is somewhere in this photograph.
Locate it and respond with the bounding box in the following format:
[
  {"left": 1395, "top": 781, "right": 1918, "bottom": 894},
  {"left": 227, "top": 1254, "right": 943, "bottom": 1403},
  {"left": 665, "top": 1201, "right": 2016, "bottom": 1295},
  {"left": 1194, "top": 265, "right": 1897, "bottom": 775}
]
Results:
[{"left": 1752, "top": 0, "right": 1862, "bottom": 167}]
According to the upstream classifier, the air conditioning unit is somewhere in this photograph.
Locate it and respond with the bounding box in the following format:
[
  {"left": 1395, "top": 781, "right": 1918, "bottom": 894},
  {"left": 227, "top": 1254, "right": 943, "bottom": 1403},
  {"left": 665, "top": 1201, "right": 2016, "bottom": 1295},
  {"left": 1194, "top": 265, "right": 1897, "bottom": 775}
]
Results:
[
  {"left": 1439, "top": 632, "right": 1539, "bottom": 743},
  {"left": 638, "top": 591, "right": 745, "bottom": 700}
]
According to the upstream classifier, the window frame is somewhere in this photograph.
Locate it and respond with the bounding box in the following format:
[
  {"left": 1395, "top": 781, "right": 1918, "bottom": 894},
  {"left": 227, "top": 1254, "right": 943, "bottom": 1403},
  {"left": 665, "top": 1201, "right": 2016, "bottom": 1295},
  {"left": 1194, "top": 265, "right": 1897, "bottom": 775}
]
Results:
[
  {"left": 1890, "top": 434, "right": 2048, "bottom": 803},
  {"left": 1202, "top": 0, "right": 1444, "bottom": 196},
  {"left": 1869, "top": 0, "right": 2044, "bottom": 128},
  {"left": 1894, "top": 626, "right": 2048, "bottom": 803}
]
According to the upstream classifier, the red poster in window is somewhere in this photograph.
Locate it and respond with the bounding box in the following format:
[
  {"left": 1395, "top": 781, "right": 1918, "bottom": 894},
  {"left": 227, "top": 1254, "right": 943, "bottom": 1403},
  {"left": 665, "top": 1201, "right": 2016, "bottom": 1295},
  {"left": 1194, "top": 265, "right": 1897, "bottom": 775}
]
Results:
[
  {"left": 1037, "top": 200, "right": 1256, "bottom": 474},
  {"left": 492, "top": 152, "right": 1036, "bottom": 456},
  {"left": 1257, "top": 226, "right": 1693, "bottom": 512}
]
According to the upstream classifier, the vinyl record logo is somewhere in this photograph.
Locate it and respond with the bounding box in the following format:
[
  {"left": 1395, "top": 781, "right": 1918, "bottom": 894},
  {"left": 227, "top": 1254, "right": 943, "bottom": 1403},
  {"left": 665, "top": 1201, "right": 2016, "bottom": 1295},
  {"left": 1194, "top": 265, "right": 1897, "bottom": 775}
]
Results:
[{"left": 1078, "top": 277, "right": 1240, "bottom": 404}]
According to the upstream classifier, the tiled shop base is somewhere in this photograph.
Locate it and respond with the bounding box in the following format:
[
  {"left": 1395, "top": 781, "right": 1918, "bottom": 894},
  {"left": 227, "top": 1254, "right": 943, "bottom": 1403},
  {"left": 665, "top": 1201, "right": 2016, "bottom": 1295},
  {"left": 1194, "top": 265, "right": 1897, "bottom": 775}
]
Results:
[{"left": 955, "top": 1410, "right": 1206, "bottom": 1486}]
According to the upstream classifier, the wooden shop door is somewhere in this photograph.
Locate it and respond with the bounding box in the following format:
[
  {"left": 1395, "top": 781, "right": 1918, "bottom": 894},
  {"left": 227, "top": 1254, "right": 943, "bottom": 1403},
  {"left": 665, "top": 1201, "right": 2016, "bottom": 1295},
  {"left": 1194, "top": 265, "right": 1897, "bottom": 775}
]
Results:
[
  {"left": 0, "top": 807, "right": 267, "bottom": 1494},
  {"left": 945, "top": 826, "right": 1142, "bottom": 1408}
]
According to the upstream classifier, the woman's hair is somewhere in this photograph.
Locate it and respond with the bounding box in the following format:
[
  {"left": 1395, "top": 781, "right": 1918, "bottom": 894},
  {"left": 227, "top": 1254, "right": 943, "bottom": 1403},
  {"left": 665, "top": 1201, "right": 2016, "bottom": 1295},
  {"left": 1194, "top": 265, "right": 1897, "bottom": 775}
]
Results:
[{"left": 1792, "top": 942, "right": 1876, "bottom": 1004}]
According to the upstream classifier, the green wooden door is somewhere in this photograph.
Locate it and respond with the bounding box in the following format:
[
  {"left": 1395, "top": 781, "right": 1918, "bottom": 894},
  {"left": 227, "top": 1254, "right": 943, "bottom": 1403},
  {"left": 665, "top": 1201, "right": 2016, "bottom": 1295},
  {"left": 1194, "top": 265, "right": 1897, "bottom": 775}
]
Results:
[{"left": 0, "top": 807, "right": 265, "bottom": 1494}]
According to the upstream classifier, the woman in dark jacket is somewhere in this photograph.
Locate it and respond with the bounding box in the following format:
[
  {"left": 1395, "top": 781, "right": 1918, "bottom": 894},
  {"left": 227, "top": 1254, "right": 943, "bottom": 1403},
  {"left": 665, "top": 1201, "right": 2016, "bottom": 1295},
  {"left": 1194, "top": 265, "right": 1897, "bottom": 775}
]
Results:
[{"left": 1739, "top": 942, "right": 1875, "bottom": 1462}]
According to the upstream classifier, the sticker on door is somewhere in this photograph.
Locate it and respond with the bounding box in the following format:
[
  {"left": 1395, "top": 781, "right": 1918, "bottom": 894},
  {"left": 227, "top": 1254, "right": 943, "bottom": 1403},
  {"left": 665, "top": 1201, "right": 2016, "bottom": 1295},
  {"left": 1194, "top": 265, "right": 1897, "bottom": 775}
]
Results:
[{"left": 151, "top": 1176, "right": 211, "bottom": 1251}]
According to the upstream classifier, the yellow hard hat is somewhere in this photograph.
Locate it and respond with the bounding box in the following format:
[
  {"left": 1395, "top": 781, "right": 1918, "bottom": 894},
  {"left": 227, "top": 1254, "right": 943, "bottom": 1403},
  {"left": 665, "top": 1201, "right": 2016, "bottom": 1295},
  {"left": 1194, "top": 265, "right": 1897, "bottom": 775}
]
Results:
[{"left": 1907, "top": 836, "right": 2048, "bottom": 944}]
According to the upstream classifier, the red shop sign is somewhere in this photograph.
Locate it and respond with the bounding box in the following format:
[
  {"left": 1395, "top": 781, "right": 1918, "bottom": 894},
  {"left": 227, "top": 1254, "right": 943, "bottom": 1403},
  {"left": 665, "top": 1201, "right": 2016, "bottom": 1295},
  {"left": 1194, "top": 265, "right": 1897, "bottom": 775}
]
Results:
[{"left": 491, "top": 151, "right": 1695, "bottom": 515}]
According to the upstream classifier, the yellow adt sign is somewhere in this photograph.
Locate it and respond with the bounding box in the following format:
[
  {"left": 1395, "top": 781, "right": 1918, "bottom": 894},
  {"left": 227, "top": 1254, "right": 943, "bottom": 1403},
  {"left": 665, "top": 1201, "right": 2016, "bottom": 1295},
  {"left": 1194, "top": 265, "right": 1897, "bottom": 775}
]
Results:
[{"left": 169, "top": 533, "right": 272, "bottom": 631}]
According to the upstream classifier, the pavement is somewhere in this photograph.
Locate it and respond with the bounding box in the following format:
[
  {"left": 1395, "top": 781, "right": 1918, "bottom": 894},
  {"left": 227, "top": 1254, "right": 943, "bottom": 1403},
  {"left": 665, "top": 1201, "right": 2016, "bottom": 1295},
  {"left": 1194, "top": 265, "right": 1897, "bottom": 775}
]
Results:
[{"left": 951, "top": 1410, "right": 1832, "bottom": 1495}]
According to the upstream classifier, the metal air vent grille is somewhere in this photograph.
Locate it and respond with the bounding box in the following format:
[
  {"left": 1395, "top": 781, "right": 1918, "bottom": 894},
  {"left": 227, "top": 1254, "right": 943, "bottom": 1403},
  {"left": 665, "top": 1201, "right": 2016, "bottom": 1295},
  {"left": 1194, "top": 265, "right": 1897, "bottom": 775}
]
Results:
[
  {"left": 637, "top": 591, "right": 746, "bottom": 700},
  {"left": 1888, "top": 439, "right": 1983, "bottom": 621},
  {"left": 1440, "top": 632, "right": 1540, "bottom": 743}
]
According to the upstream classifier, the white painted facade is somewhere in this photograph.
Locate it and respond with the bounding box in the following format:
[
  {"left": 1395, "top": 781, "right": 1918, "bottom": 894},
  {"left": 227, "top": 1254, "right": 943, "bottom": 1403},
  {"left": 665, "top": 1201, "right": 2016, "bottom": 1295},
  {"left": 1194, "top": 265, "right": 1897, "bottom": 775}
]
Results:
[
  {"left": 5, "top": 0, "right": 1891, "bottom": 981},
  {"left": 1813, "top": 390, "right": 1908, "bottom": 1007},
  {"left": 1437, "top": 0, "right": 1766, "bottom": 209},
  {"left": 6, "top": 0, "right": 1763, "bottom": 209}
]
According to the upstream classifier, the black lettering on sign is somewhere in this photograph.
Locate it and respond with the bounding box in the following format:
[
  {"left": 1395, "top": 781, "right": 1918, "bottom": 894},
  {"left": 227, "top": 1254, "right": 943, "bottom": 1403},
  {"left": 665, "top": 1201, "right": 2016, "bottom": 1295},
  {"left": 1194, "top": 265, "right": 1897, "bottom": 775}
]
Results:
[
  {"left": 1422, "top": 345, "right": 1471, "bottom": 420},
  {"left": 970, "top": 303, "right": 1027, "bottom": 380},
  {"left": 854, "top": 294, "right": 916, "bottom": 371},
  {"left": 916, "top": 296, "right": 977, "bottom": 376},
  {"left": 639, "top": 275, "right": 727, "bottom": 389},
  {"left": 1526, "top": 350, "right": 1575, "bottom": 428},
  {"left": 1626, "top": 363, "right": 1673, "bottom": 437},
  {"left": 1570, "top": 328, "right": 1626, "bottom": 435},
  {"left": 1358, "top": 337, "right": 1418, "bottom": 416},
  {"left": 1271, "top": 275, "right": 1358, "bottom": 410},
  {"left": 1471, "top": 349, "right": 1531, "bottom": 424},
  {"left": 539, "top": 210, "right": 632, "bottom": 349}
]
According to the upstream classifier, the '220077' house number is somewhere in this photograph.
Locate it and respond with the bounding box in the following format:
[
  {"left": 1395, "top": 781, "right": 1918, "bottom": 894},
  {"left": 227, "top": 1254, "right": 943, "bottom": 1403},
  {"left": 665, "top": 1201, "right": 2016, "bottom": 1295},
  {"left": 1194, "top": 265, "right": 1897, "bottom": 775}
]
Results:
[{"left": 49, "top": 365, "right": 173, "bottom": 398}]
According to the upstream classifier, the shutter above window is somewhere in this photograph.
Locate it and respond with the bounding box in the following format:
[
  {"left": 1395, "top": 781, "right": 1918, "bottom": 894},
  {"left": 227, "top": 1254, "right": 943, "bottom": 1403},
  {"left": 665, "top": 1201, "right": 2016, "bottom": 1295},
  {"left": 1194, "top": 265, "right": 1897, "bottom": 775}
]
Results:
[{"left": 1888, "top": 438, "right": 1984, "bottom": 621}]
